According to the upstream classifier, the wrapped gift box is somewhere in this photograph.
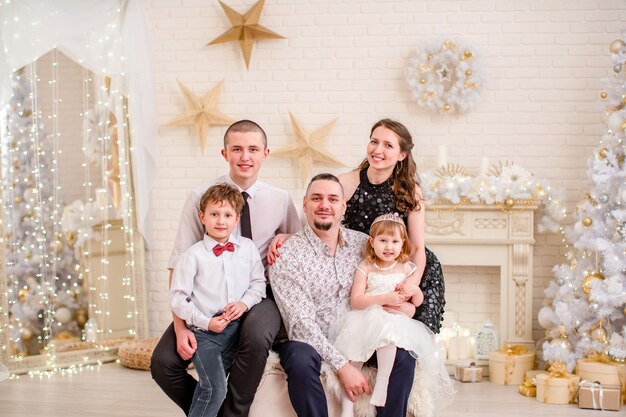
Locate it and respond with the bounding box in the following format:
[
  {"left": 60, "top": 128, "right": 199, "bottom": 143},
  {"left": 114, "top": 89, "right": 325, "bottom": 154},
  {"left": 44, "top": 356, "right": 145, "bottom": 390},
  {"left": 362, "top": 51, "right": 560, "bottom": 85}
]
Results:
[
  {"left": 578, "top": 381, "right": 621, "bottom": 411},
  {"left": 489, "top": 347, "right": 535, "bottom": 385},
  {"left": 535, "top": 373, "right": 580, "bottom": 405},
  {"left": 518, "top": 370, "right": 545, "bottom": 398},
  {"left": 576, "top": 358, "right": 626, "bottom": 404},
  {"left": 455, "top": 362, "right": 482, "bottom": 382},
  {"left": 518, "top": 384, "right": 536, "bottom": 397}
]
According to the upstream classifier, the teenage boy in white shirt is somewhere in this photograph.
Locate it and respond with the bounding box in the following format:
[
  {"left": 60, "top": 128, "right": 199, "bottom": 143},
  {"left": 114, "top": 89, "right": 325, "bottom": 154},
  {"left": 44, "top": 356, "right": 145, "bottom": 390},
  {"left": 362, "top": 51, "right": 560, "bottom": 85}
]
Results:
[{"left": 152, "top": 120, "right": 301, "bottom": 417}]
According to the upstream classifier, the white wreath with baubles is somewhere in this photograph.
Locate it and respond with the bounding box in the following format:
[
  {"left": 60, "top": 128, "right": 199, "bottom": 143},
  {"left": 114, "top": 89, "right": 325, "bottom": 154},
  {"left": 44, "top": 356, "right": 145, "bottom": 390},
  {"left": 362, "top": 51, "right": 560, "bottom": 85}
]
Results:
[{"left": 405, "top": 38, "right": 485, "bottom": 114}]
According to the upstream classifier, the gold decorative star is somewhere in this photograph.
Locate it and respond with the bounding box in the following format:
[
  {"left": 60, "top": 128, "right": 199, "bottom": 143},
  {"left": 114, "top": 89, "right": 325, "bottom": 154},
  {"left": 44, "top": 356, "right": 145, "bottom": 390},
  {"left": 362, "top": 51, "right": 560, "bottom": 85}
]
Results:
[
  {"left": 164, "top": 80, "right": 234, "bottom": 154},
  {"left": 272, "top": 113, "right": 345, "bottom": 187},
  {"left": 207, "top": 0, "right": 284, "bottom": 68}
]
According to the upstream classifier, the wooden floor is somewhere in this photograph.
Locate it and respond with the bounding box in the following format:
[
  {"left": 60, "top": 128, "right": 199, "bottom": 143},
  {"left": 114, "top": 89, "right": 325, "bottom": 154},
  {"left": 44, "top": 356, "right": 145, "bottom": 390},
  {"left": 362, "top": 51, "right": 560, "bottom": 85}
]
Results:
[{"left": 0, "top": 362, "right": 602, "bottom": 417}]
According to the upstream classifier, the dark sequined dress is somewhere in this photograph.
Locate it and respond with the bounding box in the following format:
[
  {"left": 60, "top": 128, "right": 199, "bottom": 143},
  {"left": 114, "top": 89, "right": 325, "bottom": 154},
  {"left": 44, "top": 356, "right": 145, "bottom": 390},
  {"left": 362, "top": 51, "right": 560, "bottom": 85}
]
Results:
[{"left": 343, "top": 168, "right": 446, "bottom": 333}]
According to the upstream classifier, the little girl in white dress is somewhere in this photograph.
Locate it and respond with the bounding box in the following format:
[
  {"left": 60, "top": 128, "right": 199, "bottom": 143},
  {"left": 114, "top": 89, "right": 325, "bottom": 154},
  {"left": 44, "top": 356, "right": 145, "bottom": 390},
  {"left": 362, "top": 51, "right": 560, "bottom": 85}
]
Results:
[{"left": 333, "top": 213, "right": 454, "bottom": 416}]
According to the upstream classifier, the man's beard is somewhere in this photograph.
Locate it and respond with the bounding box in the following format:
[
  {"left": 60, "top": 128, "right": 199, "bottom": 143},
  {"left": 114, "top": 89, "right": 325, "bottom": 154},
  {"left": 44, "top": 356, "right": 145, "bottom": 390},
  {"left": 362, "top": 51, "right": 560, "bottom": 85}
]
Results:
[{"left": 313, "top": 220, "right": 332, "bottom": 231}]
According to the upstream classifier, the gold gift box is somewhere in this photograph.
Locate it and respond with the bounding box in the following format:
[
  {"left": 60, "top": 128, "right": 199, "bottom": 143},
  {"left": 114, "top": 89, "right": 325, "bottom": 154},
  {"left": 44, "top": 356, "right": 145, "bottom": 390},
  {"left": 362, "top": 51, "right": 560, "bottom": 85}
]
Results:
[
  {"left": 455, "top": 362, "right": 482, "bottom": 382},
  {"left": 535, "top": 372, "right": 580, "bottom": 404},
  {"left": 578, "top": 381, "right": 621, "bottom": 411},
  {"left": 518, "top": 384, "right": 536, "bottom": 397}
]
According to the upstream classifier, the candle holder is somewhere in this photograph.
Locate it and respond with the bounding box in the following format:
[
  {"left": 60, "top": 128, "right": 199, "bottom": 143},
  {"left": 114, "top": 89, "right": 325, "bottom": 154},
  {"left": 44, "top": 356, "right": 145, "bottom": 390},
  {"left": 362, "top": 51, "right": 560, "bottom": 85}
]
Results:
[{"left": 475, "top": 320, "right": 499, "bottom": 360}]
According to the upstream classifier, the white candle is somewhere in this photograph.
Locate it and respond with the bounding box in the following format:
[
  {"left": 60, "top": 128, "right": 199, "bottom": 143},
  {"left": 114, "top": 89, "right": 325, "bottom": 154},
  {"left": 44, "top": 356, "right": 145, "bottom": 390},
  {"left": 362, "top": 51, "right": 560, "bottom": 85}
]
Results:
[
  {"left": 480, "top": 157, "right": 489, "bottom": 176},
  {"left": 437, "top": 145, "right": 448, "bottom": 167}
]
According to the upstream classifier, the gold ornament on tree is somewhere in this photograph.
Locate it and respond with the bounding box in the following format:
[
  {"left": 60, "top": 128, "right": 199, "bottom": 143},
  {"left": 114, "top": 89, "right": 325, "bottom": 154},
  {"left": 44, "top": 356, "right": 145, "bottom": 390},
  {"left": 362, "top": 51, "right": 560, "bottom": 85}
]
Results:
[
  {"left": 581, "top": 216, "right": 593, "bottom": 227},
  {"left": 609, "top": 38, "right": 626, "bottom": 54},
  {"left": 164, "top": 80, "right": 234, "bottom": 154},
  {"left": 272, "top": 113, "right": 344, "bottom": 187},
  {"left": 207, "top": 0, "right": 285, "bottom": 68},
  {"left": 582, "top": 271, "right": 605, "bottom": 296},
  {"left": 598, "top": 147, "right": 608, "bottom": 159}
]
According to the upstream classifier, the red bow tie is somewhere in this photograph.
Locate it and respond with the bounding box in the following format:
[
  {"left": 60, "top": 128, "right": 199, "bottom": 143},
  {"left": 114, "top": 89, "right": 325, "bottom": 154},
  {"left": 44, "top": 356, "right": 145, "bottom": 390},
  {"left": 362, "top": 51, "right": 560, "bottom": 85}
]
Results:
[{"left": 213, "top": 242, "right": 235, "bottom": 256}]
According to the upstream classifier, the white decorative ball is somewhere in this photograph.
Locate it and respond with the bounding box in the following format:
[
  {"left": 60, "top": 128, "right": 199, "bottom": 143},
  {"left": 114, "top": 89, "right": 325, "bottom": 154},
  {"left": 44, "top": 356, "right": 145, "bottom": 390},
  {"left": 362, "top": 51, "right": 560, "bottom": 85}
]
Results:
[
  {"left": 607, "top": 111, "right": 624, "bottom": 132},
  {"left": 55, "top": 307, "right": 72, "bottom": 324},
  {"left": 538, "top": 306, "right": 556, "bottom": 329}
]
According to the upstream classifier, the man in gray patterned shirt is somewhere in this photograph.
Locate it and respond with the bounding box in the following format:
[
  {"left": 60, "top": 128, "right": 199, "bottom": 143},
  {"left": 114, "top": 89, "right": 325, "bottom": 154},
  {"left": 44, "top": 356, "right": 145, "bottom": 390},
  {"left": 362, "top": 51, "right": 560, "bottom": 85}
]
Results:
[{"left": 269, "top": 173, "right": 416, "bottom": 417}]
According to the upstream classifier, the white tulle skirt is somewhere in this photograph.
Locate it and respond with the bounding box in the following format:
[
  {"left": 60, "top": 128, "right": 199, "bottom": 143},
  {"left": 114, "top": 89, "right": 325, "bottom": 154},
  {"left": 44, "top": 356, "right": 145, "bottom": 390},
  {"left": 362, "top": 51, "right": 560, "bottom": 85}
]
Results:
[{"left": 332, "top": 304, "right": 456, "bottom": 412}]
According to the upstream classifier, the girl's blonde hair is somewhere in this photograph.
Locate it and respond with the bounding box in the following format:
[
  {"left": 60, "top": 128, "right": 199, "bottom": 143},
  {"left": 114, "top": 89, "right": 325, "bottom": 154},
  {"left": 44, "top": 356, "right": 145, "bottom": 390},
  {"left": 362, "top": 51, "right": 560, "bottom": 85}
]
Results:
[{"left": 363, "top": 218, "right": 411, "bottom": 266}]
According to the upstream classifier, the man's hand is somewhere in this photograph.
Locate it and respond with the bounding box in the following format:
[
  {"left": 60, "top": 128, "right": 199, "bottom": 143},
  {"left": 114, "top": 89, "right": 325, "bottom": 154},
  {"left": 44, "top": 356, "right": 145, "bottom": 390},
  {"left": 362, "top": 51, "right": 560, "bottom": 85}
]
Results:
[
  {"left": 337, "top": 363, "right": 371, "bottom": 402},
  {"left": 174, "top": 325, "right": 197, "bottom": 360},
  {"left": 208, "top": 315, "right": 230, "bottom": 333},
  {"left": 222, "top": 301, "right": 248, "bottom": 321}
]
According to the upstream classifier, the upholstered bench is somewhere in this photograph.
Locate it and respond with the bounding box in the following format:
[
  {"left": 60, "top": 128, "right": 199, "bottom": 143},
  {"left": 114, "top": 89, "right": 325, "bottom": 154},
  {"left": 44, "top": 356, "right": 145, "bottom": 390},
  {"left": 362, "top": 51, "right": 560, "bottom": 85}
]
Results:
[{"left": 249, "top": 352, "right": 433, "bottom": 417}]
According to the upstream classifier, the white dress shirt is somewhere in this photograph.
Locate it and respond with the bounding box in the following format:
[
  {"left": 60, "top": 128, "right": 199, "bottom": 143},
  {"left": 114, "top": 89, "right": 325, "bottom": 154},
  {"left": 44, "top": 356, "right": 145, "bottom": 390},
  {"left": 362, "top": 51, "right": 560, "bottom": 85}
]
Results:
[
  {"left": 169, "top": 233, "right": 266, "bottom": 330},
  {"left": 168, "top": 175, "right": 301, "bottom": 270}
]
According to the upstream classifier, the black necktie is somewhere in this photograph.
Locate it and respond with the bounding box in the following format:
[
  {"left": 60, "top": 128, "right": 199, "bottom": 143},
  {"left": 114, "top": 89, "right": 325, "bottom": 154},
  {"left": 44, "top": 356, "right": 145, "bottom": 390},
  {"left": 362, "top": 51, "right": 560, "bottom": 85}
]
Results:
[{"left": 241, "top": 191, "right": 252, "bottom": 239}]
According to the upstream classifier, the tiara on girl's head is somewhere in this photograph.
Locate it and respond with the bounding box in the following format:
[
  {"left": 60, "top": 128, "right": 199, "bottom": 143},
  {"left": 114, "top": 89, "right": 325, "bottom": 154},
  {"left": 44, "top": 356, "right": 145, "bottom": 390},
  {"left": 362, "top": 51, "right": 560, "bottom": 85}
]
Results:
[{"left": 371, "top": 213, "right": 406, "bottom": 227}]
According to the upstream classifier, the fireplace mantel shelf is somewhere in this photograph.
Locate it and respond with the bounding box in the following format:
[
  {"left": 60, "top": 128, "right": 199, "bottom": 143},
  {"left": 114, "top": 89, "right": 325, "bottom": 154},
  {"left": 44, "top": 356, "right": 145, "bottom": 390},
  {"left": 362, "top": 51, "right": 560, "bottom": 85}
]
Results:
[{"left": 425, "top": 202, "right": 539, "bottom": 347}]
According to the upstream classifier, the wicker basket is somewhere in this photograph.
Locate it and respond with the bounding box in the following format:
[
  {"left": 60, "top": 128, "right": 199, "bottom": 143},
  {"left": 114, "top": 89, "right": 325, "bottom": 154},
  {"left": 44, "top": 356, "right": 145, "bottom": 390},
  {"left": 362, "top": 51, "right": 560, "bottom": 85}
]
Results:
[{"left": 118, "top": 338, "right": 159, "bottom": 370}]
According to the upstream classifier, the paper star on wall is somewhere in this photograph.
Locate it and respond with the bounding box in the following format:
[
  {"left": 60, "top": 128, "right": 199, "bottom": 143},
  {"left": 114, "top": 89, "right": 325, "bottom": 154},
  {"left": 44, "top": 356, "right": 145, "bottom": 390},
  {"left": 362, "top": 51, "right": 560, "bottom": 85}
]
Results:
[
  {"left": 207, "top": 0, "right": 284, "bottom": 68},
  {"left": 272, "top": 113, "right": 345, "bottom": 187},
  {"left": 164, "top": 80, "right": 234, "bottom": 154}
]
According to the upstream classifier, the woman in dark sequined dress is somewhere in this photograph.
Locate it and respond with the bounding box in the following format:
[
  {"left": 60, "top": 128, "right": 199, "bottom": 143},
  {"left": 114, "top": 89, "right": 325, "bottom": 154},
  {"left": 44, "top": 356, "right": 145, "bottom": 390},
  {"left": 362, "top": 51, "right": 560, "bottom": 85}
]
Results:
[
  {"left": 336, "top": 119, "right": 445, "bottom": 334},
  {"left": 268, "top": 119, "right": 445, "bottom": 333}
]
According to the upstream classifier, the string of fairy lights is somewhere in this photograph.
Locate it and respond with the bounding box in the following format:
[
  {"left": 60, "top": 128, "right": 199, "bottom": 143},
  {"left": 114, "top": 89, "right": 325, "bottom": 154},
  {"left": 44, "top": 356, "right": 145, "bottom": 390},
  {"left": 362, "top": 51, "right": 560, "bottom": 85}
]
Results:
[{"left": 0, "top": 50, "right": 142, "bottom": 377}]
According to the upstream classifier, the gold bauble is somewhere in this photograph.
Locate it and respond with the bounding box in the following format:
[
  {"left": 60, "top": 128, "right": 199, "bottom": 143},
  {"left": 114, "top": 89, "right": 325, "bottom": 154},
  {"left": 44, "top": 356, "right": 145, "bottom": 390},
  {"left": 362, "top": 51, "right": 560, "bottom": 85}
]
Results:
[
  {"left": 465, "top": 69, "right": 472, "bottom": 77},
  {"left": 598, "top": 147, "right": 608, "bottom": 159},
  {"left": 49, "top": 240, "right": 63, "bottom": 255},
  {"left": 600, "top": 91, "right": 608, "bottom": 99},
  {"left": 582, "top": 271, "right": 605, "bottom": 295},
  {"left": 14, "top": 195, "right": 22, "bottom": 204},
  {"left": 463, "top": 50, "right": 473, "bottom": 59},
  {"left": 504, "top": 197, "right": 515, "bottom": 208},
  {"left": 76, "top": 308, "right": 88, "bottom": 327},
  {"left": 443, "top": 104, "right": 451, "bottom": 111},
  {"left": 549, "top": 336, "right": 572, "bottom": 351},
  {"left": 621, "top": 122, "right": 626, "bottom": 132},
  {"left": 419, "top": 78, "right": 426, "bottom": 84},
  {"left": 17, "top": 287, "right": 29, "bottom": 302},
  {"left": 24, "top": 251, "right": 33, "bottom": 260},
  {"left": 609, "top": 38, "right": 626, "bottom": 54},
  {"left": 20, "top": 327, "right": 34, "bottom": 341},
  {"left": 591, "top": 326, "right": 608, "bottom": 344},
  {"left": 581, "top": 217, "right": 593, "bottom": 227},
  {"left": 65, "top": 231, "right": 76, "bottom": 245}
]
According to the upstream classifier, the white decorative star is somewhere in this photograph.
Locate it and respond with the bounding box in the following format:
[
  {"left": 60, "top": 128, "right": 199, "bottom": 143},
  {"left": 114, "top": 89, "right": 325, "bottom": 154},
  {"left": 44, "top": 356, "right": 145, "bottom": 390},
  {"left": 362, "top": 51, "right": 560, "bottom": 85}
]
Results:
[{"left": 436, "top": 64, "right": 451, "bottom": 82}]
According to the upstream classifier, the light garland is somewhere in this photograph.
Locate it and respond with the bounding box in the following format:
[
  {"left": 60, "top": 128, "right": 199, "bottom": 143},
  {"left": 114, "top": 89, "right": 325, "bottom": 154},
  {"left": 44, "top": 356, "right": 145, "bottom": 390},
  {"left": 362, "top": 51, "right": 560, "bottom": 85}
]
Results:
[
  {"left": 405, "top": 38, "right": 485, "bottom": 114},
  {"left": 421, "top": 161, "right": 566, "bottom": 233}
]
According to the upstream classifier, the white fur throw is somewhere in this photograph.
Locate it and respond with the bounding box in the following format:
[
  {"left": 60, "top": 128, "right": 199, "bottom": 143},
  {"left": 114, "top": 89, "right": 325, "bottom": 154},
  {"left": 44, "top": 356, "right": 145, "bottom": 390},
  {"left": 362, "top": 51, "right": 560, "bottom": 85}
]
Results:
[{"left": 264, "top": 351, "right": 433, "bottom": 417}]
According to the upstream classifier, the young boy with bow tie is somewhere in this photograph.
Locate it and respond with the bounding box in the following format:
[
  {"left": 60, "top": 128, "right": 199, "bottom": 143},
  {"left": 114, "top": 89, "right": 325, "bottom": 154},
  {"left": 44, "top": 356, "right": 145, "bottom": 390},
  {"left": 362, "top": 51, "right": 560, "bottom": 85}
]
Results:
[{"left": 169, "top": 182, "right": 266, "bottom": 417}]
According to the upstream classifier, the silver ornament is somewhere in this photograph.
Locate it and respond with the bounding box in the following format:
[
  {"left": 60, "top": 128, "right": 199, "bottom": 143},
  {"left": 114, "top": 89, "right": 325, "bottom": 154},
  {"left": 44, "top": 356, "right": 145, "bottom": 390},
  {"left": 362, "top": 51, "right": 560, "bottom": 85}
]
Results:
[
  {"left": 599, "top": 193, "right": 609, "bottom": 204},
  {"left": 557, "top": 278, "right": 565, "bottom": 286},
  {"left": 589, "top": 302, "right": 599, "bottom": 313},
  {"left": 614, "top": 64, "right": 623, "bottom": 73}
]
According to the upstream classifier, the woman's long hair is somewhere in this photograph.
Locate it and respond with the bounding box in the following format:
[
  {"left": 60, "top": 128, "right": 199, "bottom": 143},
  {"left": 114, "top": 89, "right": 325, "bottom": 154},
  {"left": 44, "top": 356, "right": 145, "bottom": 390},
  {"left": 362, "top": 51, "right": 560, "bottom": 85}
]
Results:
[{"left": 357, "top": 119, "right": 422, "bottom": 213}]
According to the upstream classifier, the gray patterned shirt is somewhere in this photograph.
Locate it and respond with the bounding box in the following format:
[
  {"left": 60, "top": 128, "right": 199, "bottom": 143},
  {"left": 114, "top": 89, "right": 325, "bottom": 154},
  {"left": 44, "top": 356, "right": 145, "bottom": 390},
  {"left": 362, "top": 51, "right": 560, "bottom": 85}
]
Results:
[{"left": 269, "top": 224, "right": 368, "bottom": 370}]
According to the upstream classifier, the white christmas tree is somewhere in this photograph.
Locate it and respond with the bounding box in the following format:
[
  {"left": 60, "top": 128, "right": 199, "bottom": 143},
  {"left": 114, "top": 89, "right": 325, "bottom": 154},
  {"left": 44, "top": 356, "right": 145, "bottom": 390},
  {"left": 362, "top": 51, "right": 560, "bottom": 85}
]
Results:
[
  {"left": 540, "top": 33, "right": 626, "bottom": 371},
  {"left": 1, "top": 69, "right": 87, "bottom": 356}
]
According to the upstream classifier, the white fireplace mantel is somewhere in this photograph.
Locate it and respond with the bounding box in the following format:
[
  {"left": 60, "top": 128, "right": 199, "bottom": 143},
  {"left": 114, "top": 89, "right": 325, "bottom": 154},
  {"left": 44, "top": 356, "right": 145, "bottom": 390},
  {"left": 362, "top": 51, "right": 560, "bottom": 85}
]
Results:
[{"left": 425, "top": 202, "right": 539, "bottom": 347}]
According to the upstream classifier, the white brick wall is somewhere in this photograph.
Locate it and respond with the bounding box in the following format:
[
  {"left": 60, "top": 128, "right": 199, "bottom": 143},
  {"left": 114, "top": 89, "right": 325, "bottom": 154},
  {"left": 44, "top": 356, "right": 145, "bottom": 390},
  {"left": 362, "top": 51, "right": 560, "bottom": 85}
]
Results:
[{"left": 140, "top": 0, "right": 625, "bottom": 341}]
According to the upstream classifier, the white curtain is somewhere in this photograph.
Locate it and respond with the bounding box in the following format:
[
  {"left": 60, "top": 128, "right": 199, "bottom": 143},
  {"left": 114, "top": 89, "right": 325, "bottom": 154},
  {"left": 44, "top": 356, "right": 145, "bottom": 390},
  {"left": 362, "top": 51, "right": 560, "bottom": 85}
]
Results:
[{"left": 0, "top": 0, "right": 157, "bottom": 242}]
